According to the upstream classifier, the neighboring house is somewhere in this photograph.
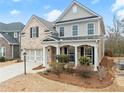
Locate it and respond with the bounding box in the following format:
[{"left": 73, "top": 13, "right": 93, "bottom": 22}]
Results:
[
  {"left": 21, "top": 0, "right": 105, "bottom": 71},
  {"left": 0, "top": 22, "right": 24, "bottom": 59}
]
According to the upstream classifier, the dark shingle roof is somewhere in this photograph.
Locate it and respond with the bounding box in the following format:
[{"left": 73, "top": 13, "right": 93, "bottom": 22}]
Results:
[
  {"left": 59, "top": 35, "right": 100, "bottom": 40},
  {"left": 56, "top": 16, "right": 98, "bottom": 23},
  {"left": 43, "top": 35, "right": 100, "bottom": 42},
  {"left": 1, "top": 33, "right": 19, "bottom": 44},
  {"left": 0, "top": 22, "right": 24, "bottom": 32},
  {"left": 34, "top": 15, "right": 55, "bottom": 31}
]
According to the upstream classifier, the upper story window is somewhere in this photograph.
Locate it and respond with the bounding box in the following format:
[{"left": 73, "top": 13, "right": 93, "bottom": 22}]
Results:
[
  {"left": 73, "top": 5, "right": 78, "bottom": 14},
  {"left": 60, "top": 27, "right": 64, "bottom": 37},
  {"left": 14, "top": 32, "right": 18, "bottom": 38},
  {"left": 72, "top": 25, "right": 78, "bottom": 36},
  {"left": 30, "top": 26, "right": 39, "bottom": 38},
  {"left": 87, "top": 23, "right": 94, "bottom": 35}
]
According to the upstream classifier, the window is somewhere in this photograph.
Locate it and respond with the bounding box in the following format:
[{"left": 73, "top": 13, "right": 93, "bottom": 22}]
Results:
[
  {"left": 88, "top": 23, "right": 94, "bottom": 35},
  {"left": 72, "top": 25, "right": 78, "bottom": 36},
  {"left": 14, "top": 32, "right": 18, "bottom": 38},
  {"left": 64, "top": 47, "right": 68, "bottom": 54},
  {"left": 0, "top": 48, "right": 2, "bottom": 57},
  {"left": 73, "top": 5, "right": 78, "bottom": 14},
  {"left": 30, "top": 26, "right": 39, "bottom": 38},
  {"left": 0, "top": 47, "right": 5, "bottom": 57},
  {"left": 32, "top": 27, "right": 37, "bottom": 37},
  {"left": 60, "top": 27, "right": 64, "bottom": 37}
]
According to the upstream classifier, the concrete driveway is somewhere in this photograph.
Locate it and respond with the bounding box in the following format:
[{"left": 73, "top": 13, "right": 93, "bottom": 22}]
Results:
[{"left": 0, "top": 62, "right": 41, "bottom": 83}]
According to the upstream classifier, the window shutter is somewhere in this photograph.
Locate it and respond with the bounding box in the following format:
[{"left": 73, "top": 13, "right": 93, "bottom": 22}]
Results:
[
  {"left": 30, "top": 27, "right": 32, "bottom": 38},
  {"left": 36, "top": 27, "right": 39, "bottom": 37},
  {"left": 81, "top": 47, "right": 84, "bottom": 56},
  {"left": 92, "top": 47, "right": 94, "bottom": 65}
]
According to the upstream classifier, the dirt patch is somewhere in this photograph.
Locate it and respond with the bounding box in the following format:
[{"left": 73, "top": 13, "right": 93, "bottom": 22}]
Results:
[
  {"left": 39, "top": 71, "right": 114, "bottom": 89},
  {"left": 0, "top": 60, "right": 20, "bottom": 68},
  {"left": 0, "top": 74, "right": 124, "bottom": 92}
]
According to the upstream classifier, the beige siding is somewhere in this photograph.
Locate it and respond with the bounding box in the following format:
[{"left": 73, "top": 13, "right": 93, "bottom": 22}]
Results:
[
  {"left": 60, "top": 3, "right": 94, "bottom": 21},
  {"left": 56, "top": 20, "right": 99, "bottom": 37},
  {"left": 21, "top": 17, "right": 49, "bottom": 50}
]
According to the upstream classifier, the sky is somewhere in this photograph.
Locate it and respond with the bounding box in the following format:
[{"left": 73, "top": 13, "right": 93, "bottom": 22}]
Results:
[{"left": 0, "top": 0, "right": 124, "bottom": 27}]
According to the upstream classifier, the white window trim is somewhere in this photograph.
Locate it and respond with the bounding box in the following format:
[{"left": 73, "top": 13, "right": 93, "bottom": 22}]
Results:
[
  {"left": 59, "top": 27, "right": 64, "bottom": 37},
  {"left": 14, "top": 32, "right": 18, "bottom": 38},
  {"left": 0, "top": 47, "right": 6, "bottom": 57},
  {"left": 73, "top": 5, "right": 78, "bottom": 14},
  {"left": 71, "top": 24, "right": 79, "bottom": 37},
  {"left": 87, "top": 22, "right": 95, "bottom": 36},
  {"left": 32, "top": 27, "right": 37, "bottom": 38}
]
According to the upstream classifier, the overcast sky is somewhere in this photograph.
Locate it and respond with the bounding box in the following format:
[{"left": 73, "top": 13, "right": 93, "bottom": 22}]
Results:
[{"left": 0, "top": 0, "right": 124, "bottom": 27}]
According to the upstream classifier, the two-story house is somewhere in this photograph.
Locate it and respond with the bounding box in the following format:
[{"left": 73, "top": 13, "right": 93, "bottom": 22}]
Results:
[
  {"left": 21, "top": 0, "right": 105, "bottom": 71},
  {"left": 0, "top": 22, "right": 24, "bottom": 59}
]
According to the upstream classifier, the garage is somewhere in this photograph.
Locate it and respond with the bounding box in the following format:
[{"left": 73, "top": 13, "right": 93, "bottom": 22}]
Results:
[{"left": 25, "top": 49, "right": 43, "bottom": 63}]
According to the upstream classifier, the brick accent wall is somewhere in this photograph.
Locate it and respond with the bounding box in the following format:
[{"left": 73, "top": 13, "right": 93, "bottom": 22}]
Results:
[{"left": 0, "top": 37, "right": 12, "bottom": 59}]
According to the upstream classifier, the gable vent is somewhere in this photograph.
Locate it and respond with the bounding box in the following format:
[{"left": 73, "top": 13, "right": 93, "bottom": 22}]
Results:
[{"left": 73, "top": 5, "right": 78, "bottom": 14}]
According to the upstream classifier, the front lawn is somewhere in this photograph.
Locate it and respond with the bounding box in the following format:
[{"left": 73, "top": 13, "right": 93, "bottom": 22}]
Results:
[{"left": 0, "top": 74, "right": 123, "bottom": 92}]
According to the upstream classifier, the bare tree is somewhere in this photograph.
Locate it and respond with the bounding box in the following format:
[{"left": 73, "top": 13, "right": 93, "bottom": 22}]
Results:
[{"left": 106, "top": 16, "right": 124, "bottom": 56}]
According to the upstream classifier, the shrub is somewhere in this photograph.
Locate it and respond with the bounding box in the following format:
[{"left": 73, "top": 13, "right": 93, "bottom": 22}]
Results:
[
  {"left": 43, "top": 70, "right": 49, "bottom": 75},
  {"left": 50, "top": 62, "right": 64, "bottom": 77},
  {"left": 76, "top": 65, "right": 93, "bottom": 78},
  {"left": 80, "top": 71, "right": 91, "bottom": 78},
  {"left": 104, "top": 50, "right": 113, "bottom": 57},
  {"left": 79, "top": 56, "right": 91, "bottom": 65},
  {"left": 56, "top": 54, "right": 69, "bottom": 63},
  {"left": 0, "top": 57, "right": 5, "bottom": 62},
  {"left": 64, "top": 63, "right": 75, "bottom": 74},
  {"left": 77, "top": 56, "right": 93, "bottom": 78},
  {"left": 5, "top": 58, "right": 13, "bottom": 61}
]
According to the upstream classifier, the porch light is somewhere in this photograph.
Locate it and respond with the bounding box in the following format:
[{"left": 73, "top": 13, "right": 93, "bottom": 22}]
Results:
[{"left": 60, "top": 39, "right": 63, "bottom": 41}]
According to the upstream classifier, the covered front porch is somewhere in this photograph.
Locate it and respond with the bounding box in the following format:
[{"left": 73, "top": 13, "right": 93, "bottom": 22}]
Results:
[{"left": 42, "top": 42, "right": 99, "bottom": 71}]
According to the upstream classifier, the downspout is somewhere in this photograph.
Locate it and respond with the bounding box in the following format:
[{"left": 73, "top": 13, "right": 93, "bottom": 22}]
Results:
[{"left": 12, "top": 45, "right": 14, "bottom": 59}]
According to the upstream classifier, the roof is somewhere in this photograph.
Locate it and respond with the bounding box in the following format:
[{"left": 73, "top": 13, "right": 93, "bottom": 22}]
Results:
[
  {"left": 59, "top": 35, "right": 100, "bottom": 41},
  {"left": 22, "top": 15, "right": 56, "bottom": 34},
  {"left": 33, "top": 15, "right": 55, "bottom": 32},
  {"left": 56, "top": 16, "right": 98, "bottom": 23},
  {"left": 0, "top": 22, "right": 25, "bottom": 32},
  {"left": 1, "top": 33, "right": 19, "bottom": 44},
  {"left": 43, "top": 35, "right": 100, "bottom": 42}
]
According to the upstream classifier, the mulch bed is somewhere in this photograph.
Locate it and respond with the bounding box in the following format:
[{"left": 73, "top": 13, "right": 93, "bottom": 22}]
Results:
[
  {"left": 32, "top": 65, "right": 45, "bottom": 70},
  {"left": 39, "top": 72, "right": 114, "bottom": 89}
]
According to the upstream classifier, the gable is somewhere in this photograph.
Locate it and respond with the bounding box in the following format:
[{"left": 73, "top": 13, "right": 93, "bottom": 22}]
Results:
[
  {"left": 22, "top": 16, "right": 47, "bottom": 34},
  {"left": 56, "top": 1, "right": 100, "bottom": 22},
  {"left": 0, "top": 37, "right": 9, "bottom": 46},
  {"left": 43, "top": 36, "right": 58, "bottom": 42},
  {"left": 0, "top": 33, "right": 18, "bottom": 45}
]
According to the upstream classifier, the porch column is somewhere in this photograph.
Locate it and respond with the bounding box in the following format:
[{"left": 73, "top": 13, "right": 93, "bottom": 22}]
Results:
[
  {"left": 94, "top": 45, "right": 98, "bottom": 71},
  {"left": 43, "top": 46, "right": 46, "bottom": 66},
  {"left": 56, "top": 47, "right": 60, "bottom": 55},
  {"left": 75, "top": 46, "right": 78, "bottom": 67},
  {"left": 56, "top": 46, "right": 60, "bottom": 62}
]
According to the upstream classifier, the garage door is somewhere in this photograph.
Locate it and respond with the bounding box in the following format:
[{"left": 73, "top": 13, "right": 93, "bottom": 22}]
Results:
[{"left": 26, "top": 50, "right": 42, "bottom": 63}]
